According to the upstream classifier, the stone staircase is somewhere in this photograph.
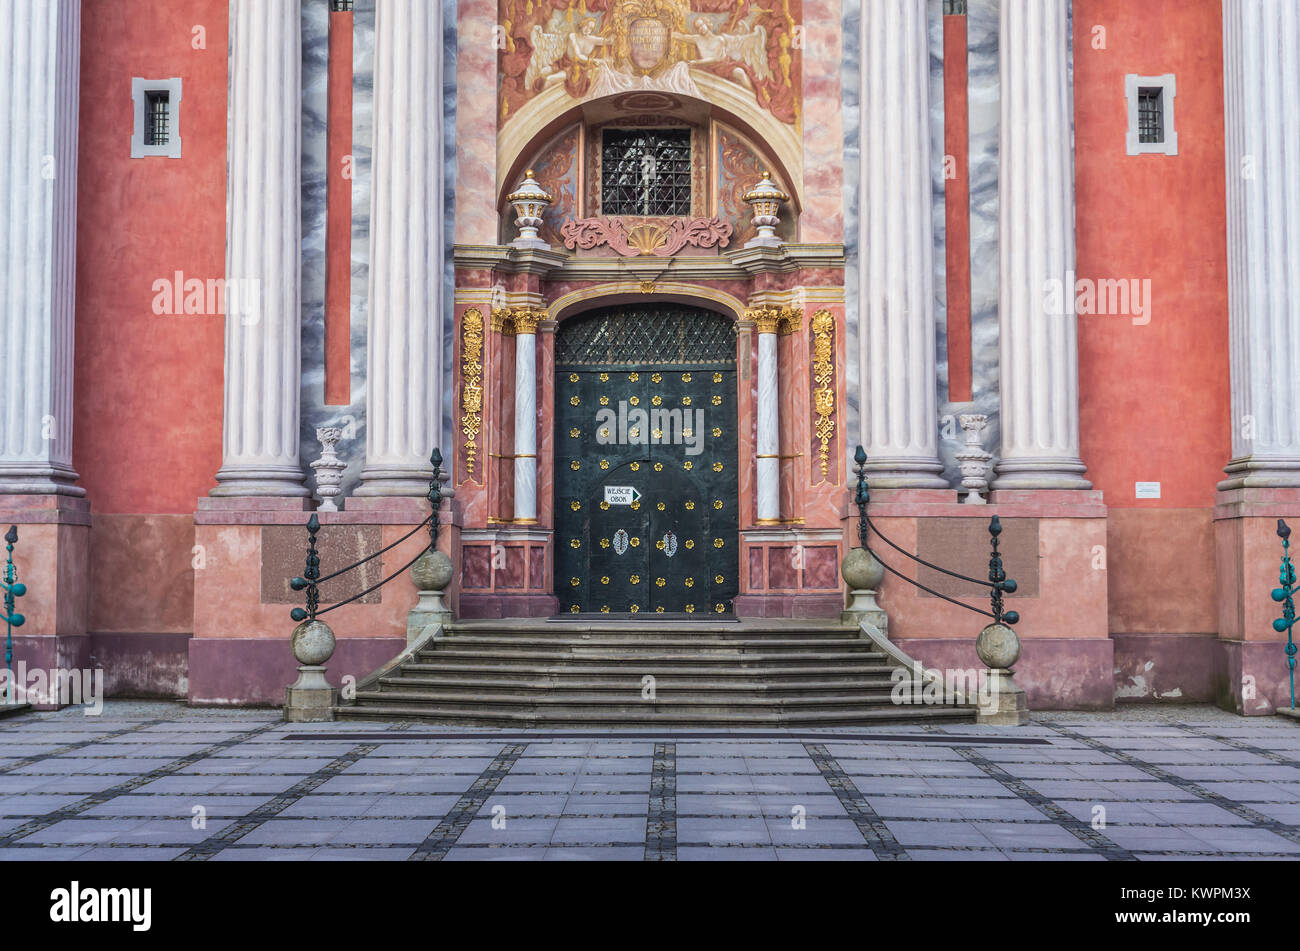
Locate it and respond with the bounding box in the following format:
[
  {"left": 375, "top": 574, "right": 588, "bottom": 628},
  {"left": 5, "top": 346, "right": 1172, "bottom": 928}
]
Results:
[{"left": 335, "top": 618, "right": 978, "bottom": 727}]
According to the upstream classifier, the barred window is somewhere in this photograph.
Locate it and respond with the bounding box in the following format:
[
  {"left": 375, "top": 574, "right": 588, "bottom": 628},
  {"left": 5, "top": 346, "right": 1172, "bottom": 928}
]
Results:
[
  {"left": 601, "top": 129, "right": 692, "bottom": 217},
  {"left": 1137, "top": 88, "right": 1164, "bottom": 144},
  {"left": 942, "top": 0, "right": 967, "bottom": 14},
  {"left": 329, "top": 0, "right": 353, "bottom": 11},
  {"left": 144, "top": 91, "right": 170, "bottom": 146}
]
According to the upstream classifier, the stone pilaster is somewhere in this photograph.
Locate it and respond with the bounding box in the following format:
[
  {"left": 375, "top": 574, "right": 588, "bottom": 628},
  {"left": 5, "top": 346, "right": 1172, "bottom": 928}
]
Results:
[
  {"left": 0, "top": 0, "right": 83, "bottom": 496},
  {"left": 992, "top": 0, "right": 1091, "bottom": 490},
  {"left": 355, "top": 0, "right": 446, "bottom": 496},
  {"left": 857, "top": 0, "right": 947, "bottom": 488},
  {"left": 1219, "top": 0, "right": 1300, "bottom": 489},
  {"left": 754, "top": 312, "right": 781, "bottom": 523},
  {"left": 212, "top": 0, "right": 309, "bottom": 498}
]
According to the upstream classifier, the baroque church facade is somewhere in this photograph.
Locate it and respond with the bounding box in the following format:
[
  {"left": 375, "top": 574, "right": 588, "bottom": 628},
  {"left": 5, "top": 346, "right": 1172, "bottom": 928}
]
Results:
[{"left": 1, "top": 0, "right": 1297, "bottom": 715}]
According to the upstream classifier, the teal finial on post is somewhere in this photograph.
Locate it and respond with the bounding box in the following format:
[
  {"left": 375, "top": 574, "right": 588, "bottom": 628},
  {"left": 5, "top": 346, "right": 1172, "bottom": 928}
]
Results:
[
  {"left": 2, "top": 526, "right": 27, "bottom": 706},
  {"left": 1272, "top": 519, "right": 1297, "bottom": 710}
]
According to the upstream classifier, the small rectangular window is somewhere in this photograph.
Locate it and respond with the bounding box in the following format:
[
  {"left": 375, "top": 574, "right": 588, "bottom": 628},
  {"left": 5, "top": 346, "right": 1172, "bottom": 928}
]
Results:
[
  {"left": 145, "top": 91, "right": 170, "bottom": 146},
  {"left": 329, "top": 0, "right": 353, "bottom": 11},
  {"left": 131, "top": 77, "right": 182, "bottom": 158},
  {"left": 1137, "top": 88, "right": 1163, "bottom": 144},
  {"left": 601, "top": 129, "right": 692, "bottom": 217},
  {"left": 1125, "top": 74, "right": 1177, "bottom": 156}
]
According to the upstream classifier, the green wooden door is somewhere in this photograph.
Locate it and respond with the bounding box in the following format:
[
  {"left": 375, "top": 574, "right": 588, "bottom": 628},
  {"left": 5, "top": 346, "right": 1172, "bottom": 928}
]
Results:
[{"left": 553, "top": 305, "right": 739, "bottom": 616}]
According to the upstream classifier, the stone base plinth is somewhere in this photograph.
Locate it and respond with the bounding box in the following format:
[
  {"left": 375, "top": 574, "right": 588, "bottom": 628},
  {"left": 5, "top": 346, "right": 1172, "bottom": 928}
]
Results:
[
  {"left": 976, "top": 669, "right": 1029, "bottom": 725},
  {"left": 283, "top": 666, "right": 336, "bottom": 722}
]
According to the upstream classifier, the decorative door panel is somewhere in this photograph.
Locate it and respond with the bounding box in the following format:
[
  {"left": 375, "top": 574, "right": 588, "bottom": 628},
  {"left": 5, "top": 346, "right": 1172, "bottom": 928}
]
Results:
[{"left": 554, "top": 306, "right": 738, "bottom": 616}]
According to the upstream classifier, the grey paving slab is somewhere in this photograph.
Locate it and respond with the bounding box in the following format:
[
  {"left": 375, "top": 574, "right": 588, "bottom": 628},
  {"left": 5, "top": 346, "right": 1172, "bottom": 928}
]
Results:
[{"left": 0, "top": 700, "right": 1296, "bottom": 862}]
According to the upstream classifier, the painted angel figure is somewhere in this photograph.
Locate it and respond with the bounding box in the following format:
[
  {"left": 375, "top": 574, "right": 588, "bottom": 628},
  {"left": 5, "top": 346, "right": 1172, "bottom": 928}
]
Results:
[
  {"left": 523, "top": 23, "right": 568, "bottom": 90},
  {"left": 672, "top": 18, "right": 771, "bottom": 90},
  {"left": 524, "top": 18, "right": 609, "bottom": 92}
]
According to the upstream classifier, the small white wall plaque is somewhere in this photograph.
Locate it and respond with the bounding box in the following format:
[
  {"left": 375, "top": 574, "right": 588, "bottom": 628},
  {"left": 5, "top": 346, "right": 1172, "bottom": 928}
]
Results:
[{"left": 1135, "top": 482, "right": 1162, "bottom": 499}]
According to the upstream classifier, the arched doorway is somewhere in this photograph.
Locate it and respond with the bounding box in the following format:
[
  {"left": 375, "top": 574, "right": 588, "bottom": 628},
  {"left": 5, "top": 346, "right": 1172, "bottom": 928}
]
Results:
[{"left": 553, "top": 304, "right": 739, "bottom": 616}]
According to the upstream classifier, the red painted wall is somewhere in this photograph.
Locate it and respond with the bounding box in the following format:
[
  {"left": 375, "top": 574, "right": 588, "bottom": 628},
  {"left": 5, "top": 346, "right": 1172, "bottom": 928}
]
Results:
[
  {"left": 73, "top": 0, "right": 227, "bottom": 515},
  {"left": 1073, "top": 0, "right": 1230, "bottom": 510}
]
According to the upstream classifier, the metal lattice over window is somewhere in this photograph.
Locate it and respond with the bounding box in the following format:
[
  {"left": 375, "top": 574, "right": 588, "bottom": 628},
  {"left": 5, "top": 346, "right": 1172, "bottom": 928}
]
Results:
[
  {"left": 556, "top": 306, "right": 735, "bottom": 367},
  {"left": 942, "top": 0, "right": 967, "bottom": 14},
  {"left": 144, "top": 91, "right": 170, "bottom": 146},
  {"left": 329, "top": 0, "right": 353, "bottom": 11},
  {"left": 601, "top": 129, "right": 692, "bottom": 217},
  {"left": 1138, "top": 88, "right": 1164, "bottom": 143},
  {"left": 1125, "top": 74, "right": 1178, "bottom": 156}
]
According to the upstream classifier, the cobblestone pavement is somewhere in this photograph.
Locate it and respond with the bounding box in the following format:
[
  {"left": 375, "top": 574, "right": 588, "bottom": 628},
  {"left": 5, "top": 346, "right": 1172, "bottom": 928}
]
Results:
[{"left": 0, "top": 702, "right": 1297, "bottom": 861}]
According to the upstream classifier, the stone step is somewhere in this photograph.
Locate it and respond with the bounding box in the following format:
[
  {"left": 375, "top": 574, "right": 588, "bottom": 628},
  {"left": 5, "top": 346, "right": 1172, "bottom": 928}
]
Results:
[
  {"left": 373, "top": 678, "right": 903, "bottom": 700},
  {"left": 354, "top": 689, "right": 911, "bottom": 712},
  {"left": 446, "top": 619, "right": 853, "bottom": 635},
  {"left": 339, "top": 618, "right": 977, "bottom": 726},
  {"left": 379, "top": 674, "right": 904, "bottom": 693},
  {"left": 434, "top": 635, "right": 875, "bottom": 652},
  {"left": 412, "top": 648, "right": 891, "bottom": 667},
  {"left": 334, "top": 702, "right": 976, "bottom": 727},
  {"left": 393, "top": 662, "right": 899, "bottom": 682}
]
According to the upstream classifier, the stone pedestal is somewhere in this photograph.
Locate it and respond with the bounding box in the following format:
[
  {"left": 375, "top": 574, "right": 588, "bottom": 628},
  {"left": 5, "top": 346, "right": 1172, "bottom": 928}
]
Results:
[
  {"left": 975, "top": 622, "right": 1029, "bottom": 725},
  {"left": 840, "top": 546, "right": 888, "bottom": 632},
  {"left": 977, "top": 668, "right": 1029, "bottom": 726},
  {"left": 282, "top": 619, "right": 336, "bottom": 722},
  {"left": 284, "top": 667, "right": 336, "bottom": 723},
  {"left": 407, "top": 548, "right": 453, "bottom": 645}
]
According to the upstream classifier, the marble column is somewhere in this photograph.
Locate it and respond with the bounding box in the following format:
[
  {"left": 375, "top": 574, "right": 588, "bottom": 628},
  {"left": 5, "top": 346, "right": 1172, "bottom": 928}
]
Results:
[
  {"left": 858, "top": 0, "right": 948, "bottom": 488},
  {"left": 755, "top": 314, "right": 781, "bottom": 523},
  {"left": 0, "top": 0, "right": 83, "bottom": 496},
  {"left": 1219, "top": 0, "right": 1300, "bottom": 489},
  {"left": 211, "top": 0, "right": 309, "bottom": 498},
  {"left": 991, "top": 0, "right": 1091, "bottom": 490},
  {"left": 355, "top": 0, "right": 445, "bottom": 496},
  {"left": 513, "top": 312, "right": 540, "bottom": 523}
]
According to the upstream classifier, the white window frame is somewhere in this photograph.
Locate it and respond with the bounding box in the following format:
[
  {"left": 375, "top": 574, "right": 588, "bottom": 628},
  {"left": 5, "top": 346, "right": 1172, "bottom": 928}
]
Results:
[
  {"left": 131, "top": 77, "right": 182, "bottom": 159},
  {"left": 1125, "top": 73, "right": 1177, "bottom": 156}
]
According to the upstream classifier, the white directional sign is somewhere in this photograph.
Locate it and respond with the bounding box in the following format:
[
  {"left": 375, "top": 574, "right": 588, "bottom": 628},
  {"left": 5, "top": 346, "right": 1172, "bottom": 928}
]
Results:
[{"left": 604, "top": 486, "right": 641, "bottom": 506}]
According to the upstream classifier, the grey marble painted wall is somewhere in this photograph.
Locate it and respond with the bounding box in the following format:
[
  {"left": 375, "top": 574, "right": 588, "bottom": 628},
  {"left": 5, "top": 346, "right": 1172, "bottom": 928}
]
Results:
[
  {"left": 842, "top": 0, "right": 1005, "bottom": 486},
  {"left": 297, "top": 0, "right": 458, "bottom": 503},
  {"left": 297, "top": 1, "right": 369, "bottom": 501}
]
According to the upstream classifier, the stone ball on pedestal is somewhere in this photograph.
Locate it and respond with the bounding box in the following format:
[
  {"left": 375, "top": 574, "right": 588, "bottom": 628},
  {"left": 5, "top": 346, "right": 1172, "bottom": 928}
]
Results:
[
  {"left": 841, "top": 547, "right": 884, "bottom": 590},
  {"left": 411, "top": 549, "right": 453, "bottom": 592},
  {"left": 976, "top": 622, "right": 1021, "bottom": 670},
  {"left": 291, "top": 619, "right": 336, "bottom": 666}
]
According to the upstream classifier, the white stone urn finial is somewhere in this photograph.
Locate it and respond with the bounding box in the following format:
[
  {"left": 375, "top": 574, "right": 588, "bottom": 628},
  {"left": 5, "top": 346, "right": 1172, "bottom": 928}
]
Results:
[
  {"left": 311, "top": 427, "right": 347, "bottom": 512},
  {"left": 955, "top": 414, "right": 993, "bottom": 504},
  {"left": 742, "top": 170, "right": 790, "bottom": 249},
  {"left": 507, "top": 169, "right": 553, "bottom": 250}
]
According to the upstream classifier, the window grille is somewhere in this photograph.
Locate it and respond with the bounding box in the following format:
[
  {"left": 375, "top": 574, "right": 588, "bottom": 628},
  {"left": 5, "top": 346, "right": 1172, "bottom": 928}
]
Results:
[
  {"left": 329, "top": 0, "right": 353, "bottom": 11},
  {"left": 556, "top": 306, "right": 735, "bottom": 367},
  {"left": 942, "top": 0, "right": 967, "bottom": 14},
  {"left": 145, "top": 91, "right": 170, "bottom": 146},
  {"left": 601, "top": 129, "right": 692, "bottom": 217},
  {"left": 1138, "top": 88, "right": 1164, "bottom": 144}
]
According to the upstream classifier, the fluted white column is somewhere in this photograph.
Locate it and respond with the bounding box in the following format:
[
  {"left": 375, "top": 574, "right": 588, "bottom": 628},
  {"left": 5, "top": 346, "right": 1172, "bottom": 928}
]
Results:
[
  {"left": 755, "top": 320, "right": 781, "bottom": 523},
  {"left": 211, "top": 0, "right": 309, "bottom": 497},
  {"left": 356, "top": 0, "right": 445, "bottom": 496},
  {"left": 0, "top": 0, "right": 83, "bottom": 496},
  {"left": 858, "top": 0, "right": 947, "bottom": 488},
  {"left": 992, "top": 0, "right": 1090, "bottom": 490},
  {"left": 513, "top": 316, "right": 539, "bottom": 522},
  {"left": 1220, "top": 0, "right": 1300, "bottom": 489}
]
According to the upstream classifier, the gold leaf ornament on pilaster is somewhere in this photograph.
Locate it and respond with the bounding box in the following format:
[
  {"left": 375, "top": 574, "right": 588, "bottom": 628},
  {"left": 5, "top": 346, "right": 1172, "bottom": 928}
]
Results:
[
  {"left": 460, "top": 308, "right": 484, "bottom": 479},
  {"left": 811, "top": 309, "right": 836, "bottom": 477},
  {"left": 745, "top": 306, "right": 802, "bottom": 335},
  {"left": 490, "top": 306, "right": 548, "bottom": 336}
]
